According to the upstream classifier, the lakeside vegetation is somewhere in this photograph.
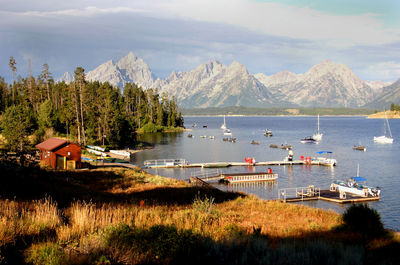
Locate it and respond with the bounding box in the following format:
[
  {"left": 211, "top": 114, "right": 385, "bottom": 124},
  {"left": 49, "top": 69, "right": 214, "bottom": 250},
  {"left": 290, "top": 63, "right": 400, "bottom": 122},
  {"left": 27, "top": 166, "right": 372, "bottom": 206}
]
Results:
[
  {"left": 1, "top": 159, "right": 399, "bottom": 264},
  {"left": 367, "top": 104, "right": 400, "bottom": 118},
  {"left": 0, "top": 60, "right": 183, "bottom": 152},
  {"left": 182, "top": 106, "right": 376, "bottom": 116}
]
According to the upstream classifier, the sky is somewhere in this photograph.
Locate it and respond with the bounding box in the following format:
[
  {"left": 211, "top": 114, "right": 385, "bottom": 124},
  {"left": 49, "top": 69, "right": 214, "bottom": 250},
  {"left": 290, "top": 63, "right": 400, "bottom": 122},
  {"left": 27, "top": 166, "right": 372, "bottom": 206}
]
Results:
[{"left": 1, "top": 0, "right": 400, "bottom": 82}]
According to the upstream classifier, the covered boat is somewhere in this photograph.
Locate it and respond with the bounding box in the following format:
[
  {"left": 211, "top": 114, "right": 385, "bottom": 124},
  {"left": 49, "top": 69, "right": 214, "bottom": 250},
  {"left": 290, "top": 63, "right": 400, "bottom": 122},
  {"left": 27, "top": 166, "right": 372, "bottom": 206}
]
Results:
[
  {"left": 330, "top": 177, "right": 380, "bottom": 197},
  {"left": 313, "top": 151, "right": 337, "bottom": 166}
]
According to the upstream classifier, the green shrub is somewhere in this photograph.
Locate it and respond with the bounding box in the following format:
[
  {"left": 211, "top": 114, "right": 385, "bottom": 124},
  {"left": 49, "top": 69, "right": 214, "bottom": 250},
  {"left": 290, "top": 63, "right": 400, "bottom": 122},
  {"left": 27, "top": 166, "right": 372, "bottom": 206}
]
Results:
[
  {"left": 139, "top": 122, "right": 164, "bottom": 133},
  {"left": 342, "top": 204, "right": 385, "bottom": 238},
  {"left": 106, "top": 224, "right": 211, "bottom": 264},
  {"left": 25, "top": 242, "right": 65, "bottom": 265}
]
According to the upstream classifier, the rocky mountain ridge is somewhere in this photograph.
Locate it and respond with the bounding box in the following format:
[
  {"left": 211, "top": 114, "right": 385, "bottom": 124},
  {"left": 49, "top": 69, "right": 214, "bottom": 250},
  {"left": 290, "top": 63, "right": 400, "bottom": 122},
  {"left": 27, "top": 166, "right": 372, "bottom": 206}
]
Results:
[{"left": 58, "top": 52, "right": 396, "bottom": 108}]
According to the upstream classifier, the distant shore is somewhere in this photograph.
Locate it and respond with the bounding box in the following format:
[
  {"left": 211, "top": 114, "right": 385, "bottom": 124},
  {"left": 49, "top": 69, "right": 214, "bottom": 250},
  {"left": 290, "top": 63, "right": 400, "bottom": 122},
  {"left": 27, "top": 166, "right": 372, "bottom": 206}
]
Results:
[{"left": 367, "top": 110, "right": 400, "bottom": 119}]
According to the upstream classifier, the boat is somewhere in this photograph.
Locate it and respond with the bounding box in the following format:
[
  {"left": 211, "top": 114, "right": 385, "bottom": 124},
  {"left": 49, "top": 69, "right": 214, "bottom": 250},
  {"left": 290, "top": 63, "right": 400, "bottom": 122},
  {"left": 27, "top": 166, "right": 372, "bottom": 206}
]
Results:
[
  {"left": 220, "top": 115, "right": 227, "bottom": 130},
  {"left": 209, "top": 136, "right": 215, "bottom": 139},
  {"left": 251, "top": 140, "right": 259, "bottom": 145},
  {"left": 269, "top": 144, "right": 278, "bottom": 148},
  {"left": 280, "top": 144, "right": 292, "bottom": 150},
  {"left": 109, "top": 150, "right": 131, "bottom": 157},
  {"left": 202, "top": 162, "right": 231, "bottom": 168},
  {"left": 312, "top": 114, "right": 323, "bottom": 141},
  {"left": 223, "top": 129, "right": 232, "bottom": 136},
  {"left": 229, "top": 137, "right": 237, "bottom": 143},
  {"left": 86, "top": 145, "right": 106, "bottom": 152},
  {"left": 203, "top": 125, "right": 207, "bottom": 128},
  {"left": 300, "top": 136, "right": 318, "bottom": 144},
  {"left": 330, "top": 166, "right": 380, "bottom": 197},
  {"left": 200, "top": 135, "right": 207, "bottom": 138},
  {"left": 86, "top": 148, "right": 108, "bottom": 157},
  {"left": 187, "top": 134, "right": 193, "bottom": 138},
  {"left": 264, "top": 129, "right": 273, "bottom": 137},
  {"left": 219, "top": 171, "right": 278, "bottom": 184},
  {"left": 353, "top": 145, "right": 366, "bottom": 151},
  {"left": 313, "top": 151, "right": 337, "bottom": 166},
  {"left": 103, "top": 157, "right": 129, "bottom": 163},
  {"left": 374, "top": 111, "right": 393, "bottom": 143}
]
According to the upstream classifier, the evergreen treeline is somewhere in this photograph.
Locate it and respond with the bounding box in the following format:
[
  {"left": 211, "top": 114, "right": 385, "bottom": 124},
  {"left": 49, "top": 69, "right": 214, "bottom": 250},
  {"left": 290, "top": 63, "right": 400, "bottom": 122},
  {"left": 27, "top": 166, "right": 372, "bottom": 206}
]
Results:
[{"left": 0, "top": 60, "right": 183, "bottom": 151}]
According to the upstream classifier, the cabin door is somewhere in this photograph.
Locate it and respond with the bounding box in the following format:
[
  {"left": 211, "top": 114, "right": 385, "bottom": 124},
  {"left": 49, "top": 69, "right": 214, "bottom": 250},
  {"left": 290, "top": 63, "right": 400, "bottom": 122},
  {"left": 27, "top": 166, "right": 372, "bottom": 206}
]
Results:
[{"left": 56, "top": 155, "right": 65, "bottom": 169}]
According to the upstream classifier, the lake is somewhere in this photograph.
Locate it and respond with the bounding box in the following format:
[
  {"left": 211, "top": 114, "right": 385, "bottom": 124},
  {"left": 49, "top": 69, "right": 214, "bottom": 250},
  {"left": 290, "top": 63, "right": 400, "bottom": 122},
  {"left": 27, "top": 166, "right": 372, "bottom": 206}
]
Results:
[{"left": 131, "top": 116, "right": 400, "bottom": 231}]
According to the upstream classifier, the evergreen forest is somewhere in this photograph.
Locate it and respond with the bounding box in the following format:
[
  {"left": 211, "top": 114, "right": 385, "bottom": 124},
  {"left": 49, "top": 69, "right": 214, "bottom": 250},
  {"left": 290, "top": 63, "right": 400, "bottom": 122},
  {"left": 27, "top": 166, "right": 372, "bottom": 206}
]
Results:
[{"left": 0, "top": 59, "right": 183, "bottom": 151}]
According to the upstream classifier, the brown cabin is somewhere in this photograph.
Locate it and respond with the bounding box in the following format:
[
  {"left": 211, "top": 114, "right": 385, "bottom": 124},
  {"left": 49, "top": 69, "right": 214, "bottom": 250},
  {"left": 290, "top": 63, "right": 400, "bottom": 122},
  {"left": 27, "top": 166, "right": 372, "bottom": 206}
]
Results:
[{"left": 35, "top": 138, "right": 82, "bottom": 169}]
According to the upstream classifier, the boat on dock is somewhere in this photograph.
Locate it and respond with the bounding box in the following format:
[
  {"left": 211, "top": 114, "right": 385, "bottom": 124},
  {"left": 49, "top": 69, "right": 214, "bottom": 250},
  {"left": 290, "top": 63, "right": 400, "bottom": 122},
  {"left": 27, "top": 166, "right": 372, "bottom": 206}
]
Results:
[
  {"left": 330, "top": 165, "right": 380, "bottom": 197},
  {"left": 109, "top": 150, "right": 131, "bottom": 158},
  {"left": 219, "top": 171, "right": 278, "bottom": 184},
  {"left": 87, "top": 145, "right": 106, "bottom": 152},
  {"left": 313, "top": 151, "right": 337, "bottom": 166}
]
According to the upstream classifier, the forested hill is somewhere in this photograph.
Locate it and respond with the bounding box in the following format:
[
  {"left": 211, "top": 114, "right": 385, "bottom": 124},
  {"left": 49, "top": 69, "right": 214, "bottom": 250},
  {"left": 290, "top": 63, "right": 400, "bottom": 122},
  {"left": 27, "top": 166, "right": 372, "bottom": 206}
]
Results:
[{"left": 0, "top": 66, "right": 183, "bottom": 151}]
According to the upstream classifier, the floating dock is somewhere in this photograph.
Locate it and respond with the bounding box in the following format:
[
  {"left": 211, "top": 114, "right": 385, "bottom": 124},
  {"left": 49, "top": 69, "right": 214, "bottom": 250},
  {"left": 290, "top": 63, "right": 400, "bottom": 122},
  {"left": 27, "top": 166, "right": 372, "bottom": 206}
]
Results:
[
  {"left": 143, "top": 159, "right": 330, "bottom": 168},
  {"left": 279, "top": 186, "right": 380, "bottom": 204}
]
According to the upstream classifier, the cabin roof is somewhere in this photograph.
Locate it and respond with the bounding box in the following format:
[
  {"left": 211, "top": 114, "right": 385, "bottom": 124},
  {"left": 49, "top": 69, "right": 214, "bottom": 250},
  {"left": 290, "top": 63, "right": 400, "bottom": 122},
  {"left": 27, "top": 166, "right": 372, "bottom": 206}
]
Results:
[{"left": 35, "top": 138, "right": 68, "bottom": 151}]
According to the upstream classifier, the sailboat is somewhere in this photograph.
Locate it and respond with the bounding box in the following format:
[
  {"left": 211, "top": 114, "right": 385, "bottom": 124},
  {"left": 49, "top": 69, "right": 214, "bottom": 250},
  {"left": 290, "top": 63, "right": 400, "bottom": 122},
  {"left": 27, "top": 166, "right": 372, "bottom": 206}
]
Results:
[
  {"left": 220, "top": 115, "right": 227, "bottom": 130},
  {"left": 312, "top": 114, "right": 323, "bottom": 141},
  {"left": 374, "top": 111, "right": 393, "bottom": 144}
]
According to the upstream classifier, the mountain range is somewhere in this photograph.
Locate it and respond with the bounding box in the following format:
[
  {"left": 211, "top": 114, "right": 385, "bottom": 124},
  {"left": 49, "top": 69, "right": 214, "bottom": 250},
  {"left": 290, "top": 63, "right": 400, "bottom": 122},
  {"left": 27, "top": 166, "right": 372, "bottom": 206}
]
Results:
[{"left": 58, "top": 52, "right": 398, "bottom": 109}]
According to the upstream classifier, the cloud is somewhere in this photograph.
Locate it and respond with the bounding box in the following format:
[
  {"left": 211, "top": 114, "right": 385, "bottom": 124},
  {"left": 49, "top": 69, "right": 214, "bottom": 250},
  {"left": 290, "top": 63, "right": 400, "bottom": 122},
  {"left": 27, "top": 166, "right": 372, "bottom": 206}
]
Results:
[{"left": 363, "top": 62, "right": 400, "bottom": 81}]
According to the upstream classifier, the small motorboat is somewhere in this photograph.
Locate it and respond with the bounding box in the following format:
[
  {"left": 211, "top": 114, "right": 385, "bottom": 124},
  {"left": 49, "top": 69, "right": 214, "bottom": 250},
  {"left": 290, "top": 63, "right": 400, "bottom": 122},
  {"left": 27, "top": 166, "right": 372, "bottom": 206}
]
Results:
[
  {"left": 209, "top": 136, "right": 215, "bottom": 139},
  {"left": 331, "top": 177, "right": 380, "bottom": 197},
  {"left": 264, "top": 129, "right": 273, "bottom": 137},
  {"left": 223, "top": 129, "right": 232, "bottom": 136},
  {"left": 200, "top": 135, "right": 207, "bottom": 138},
  {"left": 251, "top": 140, "right": 259, "bottom": 145},
  {"left": 280, "top": 144, "right": 292, "bottom": 150},
  {"left": 353, "top": 145, "right": 366, "bottom": 151},
  {"left": 187, "top": 134, "right": 193, "bottom": 138},
  {"left": 269, "top": 144, "right": 278, "bottom": 148},
  {"left": 300, "top": 136, "right": 318, "bottom": 144}
]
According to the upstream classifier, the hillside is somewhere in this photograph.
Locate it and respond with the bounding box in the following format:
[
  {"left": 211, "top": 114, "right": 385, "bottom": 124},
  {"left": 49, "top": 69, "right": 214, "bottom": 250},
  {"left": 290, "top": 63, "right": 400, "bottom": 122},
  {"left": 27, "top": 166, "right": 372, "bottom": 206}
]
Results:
[
  {"left": 364, "top": 79, "right": 400, "bottom": 109},
  {"left": 367, "top": 110, "right": 400, "bottom": 119}
]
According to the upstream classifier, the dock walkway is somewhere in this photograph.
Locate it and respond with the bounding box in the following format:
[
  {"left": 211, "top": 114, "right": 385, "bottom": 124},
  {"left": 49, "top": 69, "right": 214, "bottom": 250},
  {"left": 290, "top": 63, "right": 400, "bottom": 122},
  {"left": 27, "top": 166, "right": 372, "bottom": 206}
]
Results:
[{"left": 143, "top": 159, "right": 329, "bottom": 169}]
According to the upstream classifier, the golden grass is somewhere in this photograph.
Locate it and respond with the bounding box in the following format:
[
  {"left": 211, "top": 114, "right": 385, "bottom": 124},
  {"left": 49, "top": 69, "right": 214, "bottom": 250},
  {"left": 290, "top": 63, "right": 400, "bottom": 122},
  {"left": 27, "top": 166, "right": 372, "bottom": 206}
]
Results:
[{"left": 0, "top": 198, "right": 61, "bottom": 246}]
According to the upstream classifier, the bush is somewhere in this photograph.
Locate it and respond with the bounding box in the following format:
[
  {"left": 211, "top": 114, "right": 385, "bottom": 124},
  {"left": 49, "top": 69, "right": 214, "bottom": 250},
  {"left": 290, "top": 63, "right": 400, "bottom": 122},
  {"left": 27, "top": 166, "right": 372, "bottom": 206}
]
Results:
[
  {"left": 139, "top": 122, "right": 164, "bottom": 133},
  {"left": 25, "top": 242, "right": 65, "bottom": 265},
  {"left": 342, "top": 204, "right": 385, "bottom": 238}
]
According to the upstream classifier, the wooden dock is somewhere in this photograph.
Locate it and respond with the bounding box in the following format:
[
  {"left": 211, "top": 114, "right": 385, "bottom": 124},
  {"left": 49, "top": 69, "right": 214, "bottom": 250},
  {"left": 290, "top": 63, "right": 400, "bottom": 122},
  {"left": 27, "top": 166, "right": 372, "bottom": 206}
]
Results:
[
  {"left": 143, "top": 159, "right": 330, "bottom": 169},
  {"left": 279, "top": 187, "right": 380, "bottom": 204}
]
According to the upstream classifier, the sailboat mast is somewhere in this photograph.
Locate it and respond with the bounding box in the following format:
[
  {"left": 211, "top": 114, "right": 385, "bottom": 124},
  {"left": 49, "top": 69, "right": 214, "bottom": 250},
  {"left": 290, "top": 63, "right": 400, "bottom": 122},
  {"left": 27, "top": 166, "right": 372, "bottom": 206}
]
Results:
[
  {"left": 317, "top": 114, "right": 320, "bottom": 133},
  {"left": 385, "top": 111, "right": 393, "bottom": 138}
]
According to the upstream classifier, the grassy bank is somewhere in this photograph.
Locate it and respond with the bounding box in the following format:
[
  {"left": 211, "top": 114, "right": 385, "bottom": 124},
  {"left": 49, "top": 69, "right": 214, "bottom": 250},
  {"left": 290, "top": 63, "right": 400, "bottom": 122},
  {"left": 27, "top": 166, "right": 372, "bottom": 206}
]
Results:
[
  {"left": 367, "top": 110, "right": 400, "bottom": 119},
  {"left": 0, "top": 160, "right": 399, "bottom": 264}
]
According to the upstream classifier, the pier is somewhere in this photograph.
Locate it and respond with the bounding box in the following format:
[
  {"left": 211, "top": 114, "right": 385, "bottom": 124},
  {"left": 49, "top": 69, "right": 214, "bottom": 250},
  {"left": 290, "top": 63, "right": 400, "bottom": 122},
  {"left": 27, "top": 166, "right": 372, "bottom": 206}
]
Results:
[
  {"left": 143, "top": 159, "right": 329, "bottom": 169},
  {"left": 279, "top": 186, "right": 380, "bottom": 204}
]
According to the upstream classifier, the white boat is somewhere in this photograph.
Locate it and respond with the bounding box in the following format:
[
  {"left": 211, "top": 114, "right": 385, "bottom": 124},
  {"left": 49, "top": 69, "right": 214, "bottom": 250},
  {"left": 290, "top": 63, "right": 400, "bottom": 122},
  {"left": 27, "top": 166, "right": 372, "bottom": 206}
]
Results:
[
  {"left": 109, "top": 150, "right": 131, "bottom": 157},
  {"left": 300, "top": 136, "right": 318, "bottom": 144},
  {"left": 223, "top": 129, "right": 232, "bottom": 136},
  {"left": 220, "top": 115, "right": 227, "bottom": 130},
  {"left": 330, "top": 165, "right": 380, "bottom": 197},
  {"left": 86, "top": 145, "right": 106, "bottom": 152},
  {"left": 312, "top": 114, "right": 323, "bottom": 141},
  {"left": 313, "top": 151, "right": 337, "bottom": 166},
  {"left": 264, "top": 129, "right": 273, "bottom": 137},
  {"left": 374, "top": 111, "right": 393, "bottom": 143}
]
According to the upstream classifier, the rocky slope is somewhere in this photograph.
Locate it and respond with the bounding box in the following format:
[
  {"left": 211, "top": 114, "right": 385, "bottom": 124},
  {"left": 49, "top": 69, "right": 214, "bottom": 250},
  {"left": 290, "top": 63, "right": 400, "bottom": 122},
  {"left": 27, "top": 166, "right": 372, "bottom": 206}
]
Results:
[
  {"left": 58, "top": 52, "right": 397, "bottom": 109},
  {"left": 364, "top": 79, "right": 400, "bottom": 109}
]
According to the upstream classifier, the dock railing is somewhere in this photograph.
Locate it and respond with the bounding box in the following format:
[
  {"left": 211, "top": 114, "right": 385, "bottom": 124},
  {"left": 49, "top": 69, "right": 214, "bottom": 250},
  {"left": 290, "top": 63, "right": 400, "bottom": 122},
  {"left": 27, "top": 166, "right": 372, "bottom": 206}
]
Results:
[
  {"left": 144, "top": 159, "right": 187, "bottom": 167},
  {"left": 189, "top": 169, "right": 222, "bottom": 182},
  {"left": 279, "top": 185, "right": 321, "bottom": 202}
]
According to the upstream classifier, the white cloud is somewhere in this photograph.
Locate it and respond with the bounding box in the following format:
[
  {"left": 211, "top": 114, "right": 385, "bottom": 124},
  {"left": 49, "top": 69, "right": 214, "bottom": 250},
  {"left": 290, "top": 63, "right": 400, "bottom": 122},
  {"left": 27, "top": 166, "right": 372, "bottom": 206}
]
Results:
[{"left": 363, "top": 62, "right": 400, "bottom": 81}]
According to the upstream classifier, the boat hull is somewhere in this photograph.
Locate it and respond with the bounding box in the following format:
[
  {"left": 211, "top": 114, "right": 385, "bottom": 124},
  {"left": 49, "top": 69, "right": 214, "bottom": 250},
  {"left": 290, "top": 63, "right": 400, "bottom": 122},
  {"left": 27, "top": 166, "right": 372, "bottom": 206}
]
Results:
[{"left": 374, "top": 136, "right": 393, "bottom": 143}]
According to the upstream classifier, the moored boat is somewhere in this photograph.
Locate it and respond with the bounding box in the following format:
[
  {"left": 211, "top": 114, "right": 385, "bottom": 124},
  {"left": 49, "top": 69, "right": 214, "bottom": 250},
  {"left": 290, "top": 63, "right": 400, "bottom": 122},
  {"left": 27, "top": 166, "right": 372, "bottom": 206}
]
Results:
[
  {"left": 374, "top": 111, "right": 394, "bottom": 143},
  {"left": 300, "top": 136, "right": 318, "bottom": 144},
  {"left": 269, "top": 144, "right": 278, "bottom": 148},
  {"left": 353, "top": 145, "right": 366, "bottom": 151},
  {"left": 330, "top": 177, "right": 380, "bottom": 197},
  {"left": 313, "top": 151, "right": 337, "bottom": 166},
  {"left": 264, "top": 129, "right": 273, "bottom": 137}
]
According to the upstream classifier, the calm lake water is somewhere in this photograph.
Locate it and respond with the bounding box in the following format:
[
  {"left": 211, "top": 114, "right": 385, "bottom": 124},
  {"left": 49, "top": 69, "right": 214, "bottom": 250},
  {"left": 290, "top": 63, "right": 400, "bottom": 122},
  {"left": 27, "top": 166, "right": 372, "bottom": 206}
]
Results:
[{"left": 131, "top": 116, "right": 400, "bottom": 231}]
